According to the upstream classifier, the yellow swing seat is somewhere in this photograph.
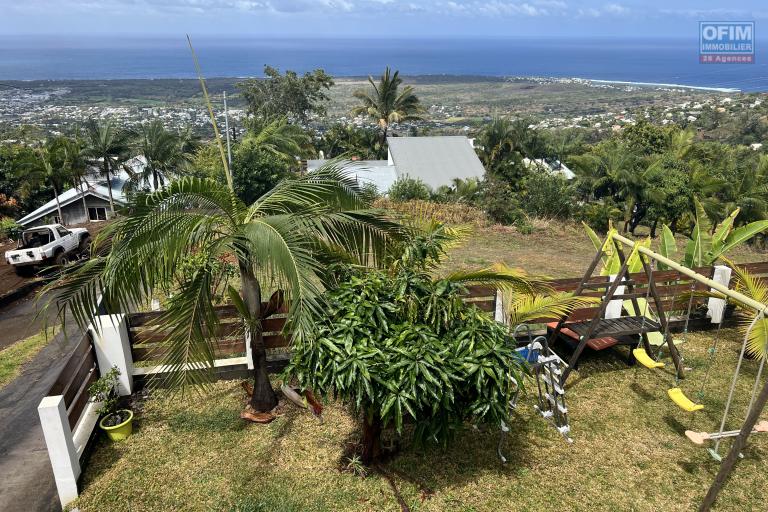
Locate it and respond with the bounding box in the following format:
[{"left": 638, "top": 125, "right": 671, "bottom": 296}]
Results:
[
  {"left": 632, "top": 348, "right": 665, "bottom": 369},
  {"left": 668, "top": 387, "right": 704, "bottom": 412}
]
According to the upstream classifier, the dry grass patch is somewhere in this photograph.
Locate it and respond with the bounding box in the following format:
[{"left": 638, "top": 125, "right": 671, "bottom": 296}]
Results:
[{"left": 74, "top": 329, "right": 767, "bottom": 512}]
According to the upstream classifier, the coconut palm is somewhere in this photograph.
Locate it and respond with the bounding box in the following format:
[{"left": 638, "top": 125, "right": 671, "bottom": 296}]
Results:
[
  {"left": 129, "top": 120, "right": 194, "bottom": 191},
  {"left": 83, "top": 119, "right": 132, "bottom": 214},
  {"left": 351, "top": 67, "right": 423, "bottom": 143},
  {"left": 241, "top": 116, "right": 314, "bottom": 167},
  {"left": 18, "top": 138, "right": 74, "bottom": 225},
  {"left": 42, "top": 163, "right": 400, "bottom": 417},
  {"left": 58, "top": 134, "right": 90, "bottom": 223}
]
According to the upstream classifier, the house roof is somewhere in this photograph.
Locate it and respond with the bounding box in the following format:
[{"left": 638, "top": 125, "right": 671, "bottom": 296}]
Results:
[
  {"left": 386, "top": 136, "right": 485, "bottom": 189},
  {"left": 16, "top": 156, "right": 146, "bottom": 226},
  {"left": 307, "top": 159, "right": 396, "bottom": 194}
]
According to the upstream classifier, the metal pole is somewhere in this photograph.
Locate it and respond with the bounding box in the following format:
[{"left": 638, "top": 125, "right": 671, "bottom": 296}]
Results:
[{"left": 223, "top": 91, "right": 233, "bottom": 167}]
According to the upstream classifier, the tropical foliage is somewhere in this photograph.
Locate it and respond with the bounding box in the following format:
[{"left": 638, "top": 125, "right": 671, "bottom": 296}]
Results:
[
  {"left": 352, "top": 67, "right": 423, "bottom": 142},
  {"left": 286, "top": 220, "right": 592, "bottom": 463},
  {"left": 42, "top": 164, "right": 400, "bottom": 416}
]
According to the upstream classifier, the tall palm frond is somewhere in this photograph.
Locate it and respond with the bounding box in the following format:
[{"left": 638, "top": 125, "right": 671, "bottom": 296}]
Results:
[
  {"left": 726, "top": 260, "right": 768, "bottom": 360},
  {"left": 41, "top": 164, "right": 402, "bottom": 400},
  {"left": 505, "top": 292, "right": 600, "bottom": 326}
]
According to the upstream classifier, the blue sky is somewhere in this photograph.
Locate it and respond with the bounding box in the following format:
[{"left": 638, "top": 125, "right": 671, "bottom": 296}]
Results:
[{"left": 1, "top": 1, "right": 766, "bottom": 38}]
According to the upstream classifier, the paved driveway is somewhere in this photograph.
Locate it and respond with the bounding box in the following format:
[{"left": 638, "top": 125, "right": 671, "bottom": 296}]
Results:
[{"left": 0, "top": 318, "right": 81, "bottom": 512}]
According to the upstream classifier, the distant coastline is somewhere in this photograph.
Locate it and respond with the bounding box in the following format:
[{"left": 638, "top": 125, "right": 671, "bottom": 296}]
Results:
[
  {"left": 584, "top": 79, "right": 740, "bottom": 93},
  {"left": 0, "top": 36, "right": 764, "bottom": 91}
]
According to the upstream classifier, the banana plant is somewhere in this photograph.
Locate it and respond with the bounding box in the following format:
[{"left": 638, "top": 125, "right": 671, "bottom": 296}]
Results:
[
  {"left": 659, "top": 198, "right": 768, "bottom": 268},
  {"left": 583, "top": 222, "right": 650, "bottom": 276}
]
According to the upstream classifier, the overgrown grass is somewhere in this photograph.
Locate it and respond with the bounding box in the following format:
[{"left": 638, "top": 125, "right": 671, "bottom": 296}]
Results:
[
  {"left": 0, "top": 327, "right": 56, "bottom": 389},
  {"left": 74, "top": 329, "right": 767, "bottom": 511}
]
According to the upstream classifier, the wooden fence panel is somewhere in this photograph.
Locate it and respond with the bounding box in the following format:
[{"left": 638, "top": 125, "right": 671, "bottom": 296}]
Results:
[{"left": 47, "top": 334, "right": 99, "bottom": 429}]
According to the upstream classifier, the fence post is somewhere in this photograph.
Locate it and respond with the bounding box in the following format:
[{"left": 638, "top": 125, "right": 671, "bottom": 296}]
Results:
[
  {"left": 37, "top": 395, "right": 80, "bottom": 508},
  {"left": 494, "top": 289, "right": 506, "bottom": 324},
  {"left": 708, "top": 265, "right": 732, "bottom": 324},
  {"left": 90, "top": 314, "right": 134, "bottom": 396},
  {"left": 604, "top": 274, "right": 625, "bottom": 319}
]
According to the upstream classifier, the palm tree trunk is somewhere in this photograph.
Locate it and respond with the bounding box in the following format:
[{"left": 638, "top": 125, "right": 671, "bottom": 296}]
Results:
[
  {"left": 104, "top": 160, "right": 115, "bottom": 214},
  {"left": 699, "top": 377, "right": 768, "bottom": 511},
  {"left": 238, "top": 260, "right": 279, "bottom": 412},
  {"left": 153, "top": 169, "right": 159, "bottom": 191},
  {"left": 80, "top": 178, "right": 90, "bottom": 223},
  {"left": 53, "top": 185, "right": 64, "bottom": 226}
]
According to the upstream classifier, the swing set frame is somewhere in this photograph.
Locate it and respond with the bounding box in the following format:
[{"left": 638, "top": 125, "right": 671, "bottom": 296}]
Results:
[{"left": 583, "top": 233, "right": 768, "bottom": 512}]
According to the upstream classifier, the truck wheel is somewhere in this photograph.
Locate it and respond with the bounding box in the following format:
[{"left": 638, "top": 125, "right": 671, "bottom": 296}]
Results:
[
  {"left": 53, "top": 251, "right": 67, "bottom": 267},
  {"left": 78, "top": 235, "right": 92, "bottom": 258}
]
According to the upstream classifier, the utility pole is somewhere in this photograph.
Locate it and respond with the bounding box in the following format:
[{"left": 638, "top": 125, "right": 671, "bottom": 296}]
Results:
[{"left": 223, "top": 91, "right": 233, "bottom": 167}]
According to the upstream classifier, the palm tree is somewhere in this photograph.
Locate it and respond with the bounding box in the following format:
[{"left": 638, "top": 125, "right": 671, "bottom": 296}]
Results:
[
  {"left": 242, "top": 116, "right": 314, "bottom": 167},
  {"left": 43, "top": 164, "right": 399, "bottom": 417},
  {"left": 130, "top": 120, "right": 193, "bottom": 191},
  {"left": 59, "top": 134, "right": 90, "bottom": 223},
  {"left": 18, "top": 138, "right": 73, "bottom": 225},
  {"left": 83, "top": 119, "right": 131, "bottom": 214},
  {"left": 351, "top": 67, "right": 423, "bottom": 143}
]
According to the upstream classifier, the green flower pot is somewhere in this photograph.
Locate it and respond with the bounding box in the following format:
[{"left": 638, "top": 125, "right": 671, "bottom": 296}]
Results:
[{"left": 99, "top": 410, "right": 134, "bottom": 441}]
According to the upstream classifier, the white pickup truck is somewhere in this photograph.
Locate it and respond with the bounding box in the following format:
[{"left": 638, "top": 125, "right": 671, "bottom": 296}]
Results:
[{"left": 4, "top": 224, "right": 91, "bottom": 276}]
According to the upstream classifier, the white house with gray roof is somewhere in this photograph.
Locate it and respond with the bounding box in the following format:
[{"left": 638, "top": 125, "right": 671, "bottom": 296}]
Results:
[
  {"left": 308, "top": 135, "right": 485, "bottom": 194},
  {"left": 16, "top": 157, "right": 147, "bottom": 227}
]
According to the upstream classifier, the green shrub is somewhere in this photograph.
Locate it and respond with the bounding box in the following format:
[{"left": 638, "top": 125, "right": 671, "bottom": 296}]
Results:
[
  {"left": 578, "top": 200, "right": 622, "bottom": 233},
  {"left": 0, "top": 218, "right": 21, "bottom": 241},
  {"left": 519, "top": 171, "right": 575, "bottom": 219},
  {"left": 285, "top": 222, "right": 528, "bottom": 463},
  {"left": 477, "top": 177, "right": 523, "bottom": 225},
  {"left": 387, "top": 176, "right": 431, "bottom": 201}
]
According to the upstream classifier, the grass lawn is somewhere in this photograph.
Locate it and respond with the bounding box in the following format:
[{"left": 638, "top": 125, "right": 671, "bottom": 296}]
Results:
[
  {"left": 441, "top": 220, "right": 767, "bottom": 278},
  {"left": 0, "top": 327, "right": 56, "bottom": 390},
  {"left": 74, "top": 329, "right": 767, "bottom": 512}
]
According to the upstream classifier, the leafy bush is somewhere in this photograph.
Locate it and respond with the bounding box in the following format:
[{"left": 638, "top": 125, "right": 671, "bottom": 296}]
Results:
[
  {"left": 387, "top": 176, "right": 431, "bottom": 201},
  {"left": 578, "top": 200, "right": 622, "bottom": 233},
  {"left": 286, "top": 265, "right": 525, "bottom": 462},
  {"left": 519, "top": 171, "right": 575, "bottom": 219},
  {"left": 477, "top": 177, "right": 524, "bottom": 225},
  {"left": 0, "top": 217, "right": 21, "bottom": 241},
  {"left": 88, "top": 366, "right": 126, "bottom": 426},
  {"left": 285, "top": 222, "right": 529, "bottom": 463}
]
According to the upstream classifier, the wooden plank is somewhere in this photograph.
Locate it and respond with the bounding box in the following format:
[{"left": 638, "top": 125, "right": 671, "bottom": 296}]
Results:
[
  {"left": 261, "top": 316, "right": 287, "bottom": 332},
  {"left": 132, "top": 338, "right": 246, "bottom": 362},
  {"left": 464, "top": 285, "right": 496, "bottom": 298},
  {"left": 470, "top": 300, "right": 495, "bottom": 312},
  {"left": 66, "top": 365, "right": 98, "bottom": 430},
  {"left": 62, "top": 348, "right": 96, "bottom": 408},
  {"left": 48, "top": 335, "right": 92, "bottom": 397},
  {"left": 130, "top": 321, "right": 244, "bottom": 344},
  {"left": 264, "top": 334, "right": 289, "bottom": 348}
]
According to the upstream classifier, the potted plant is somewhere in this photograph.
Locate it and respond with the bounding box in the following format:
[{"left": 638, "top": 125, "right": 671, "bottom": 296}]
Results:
[{"left": 89, "top": 366, "right": 133, "bottom": 441}]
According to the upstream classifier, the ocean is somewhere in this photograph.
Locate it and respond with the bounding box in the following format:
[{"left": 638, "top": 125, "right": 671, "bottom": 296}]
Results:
[{"left": 1, "top": 36, "right": 767, "bottom": 92}]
